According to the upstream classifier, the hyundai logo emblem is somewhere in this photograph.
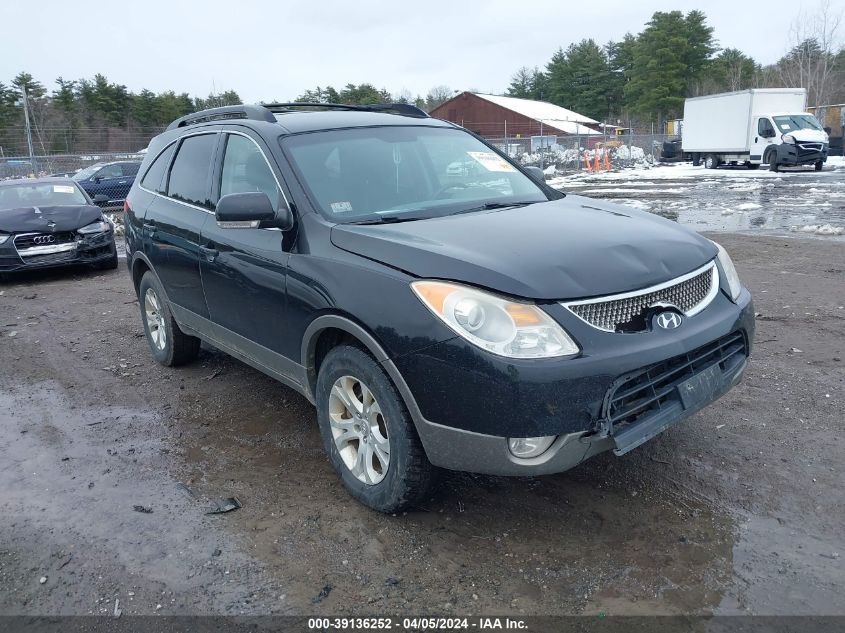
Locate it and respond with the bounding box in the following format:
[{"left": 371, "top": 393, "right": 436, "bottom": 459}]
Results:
[
  {"left": 33, "top": 235, "right": 56, "bottom": 245},
  {"left": 655, "top": 311, "right": 683, "bottom": 329}
]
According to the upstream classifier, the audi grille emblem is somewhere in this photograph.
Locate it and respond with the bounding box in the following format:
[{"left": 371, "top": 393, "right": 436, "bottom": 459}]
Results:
[
  {"left": 33, "top": 235, "right": 57, "bottom": 245},
  {"left": 656, "top": 311, "right": 683, "bottom": 330}
]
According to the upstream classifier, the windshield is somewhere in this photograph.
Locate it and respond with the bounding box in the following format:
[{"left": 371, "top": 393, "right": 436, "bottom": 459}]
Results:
[
  {"left": 773, "top": 114, "right": 823, "bottom": 133},
  {"left": 72, "top": 164, "right": 103, "bottom": 181},
  {"left": 0, "top": 182, "right": 88, "bottom": 211},
  {"left": 282, "top": 126, "right": 548, "bottom": 223}
]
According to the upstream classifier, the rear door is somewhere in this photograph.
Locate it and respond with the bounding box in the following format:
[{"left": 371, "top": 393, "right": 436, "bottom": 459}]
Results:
[
  {"left": 143, "top": 131, "right": 219, "bottom": 319},
  {"left": 199, "top": 129, "right": 292, "bottom": 356}
]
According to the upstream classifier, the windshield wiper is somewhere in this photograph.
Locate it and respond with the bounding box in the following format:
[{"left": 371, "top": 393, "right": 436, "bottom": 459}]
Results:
[
  {"left": 349, "top": 214, "right": 432, "bottom": 225},
  {"left": 450, "top": 200, "right": 540, "bottom": 216}
]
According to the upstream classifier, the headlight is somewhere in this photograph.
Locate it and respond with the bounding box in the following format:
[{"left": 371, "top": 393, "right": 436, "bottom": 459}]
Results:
[
  {"left": 508, "top": 436, "right": 556, "bottom": 458},
  {"left": 782, "top": 134, "right": 796, "bottom": 144},
  {"left": 711, "top": 241, "right": 742, "bottom": 302},
  {"left": 78, "top": 220, "right": 111, "bottom": 234},
  {"left": 0, "top": 234, "right": 9, "bottom": 245},
  {"left": 411, "top": 280, "right": 579, "bottom": 359}
]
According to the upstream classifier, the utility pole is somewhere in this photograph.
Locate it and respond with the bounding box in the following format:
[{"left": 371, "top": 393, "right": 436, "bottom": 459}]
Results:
[{"left": 21, "top": 87, "right": 37, "bottom": 176}]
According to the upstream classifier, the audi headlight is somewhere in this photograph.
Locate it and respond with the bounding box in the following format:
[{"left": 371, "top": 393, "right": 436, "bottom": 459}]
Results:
[
  {"left": 711, "top": 241, "right": 742, "bottom": 302},
  {"left": 411, "top": 280, "right": 579, "bottom": 359},
  {"left": 78, "top": 220, "right": 111, "bottom": 234},
  {"left": 0, "top": 234, "right": 9, "bottom": 245},
  {"left": 782, "top": 133, "right": 796, "bottom": 144}
]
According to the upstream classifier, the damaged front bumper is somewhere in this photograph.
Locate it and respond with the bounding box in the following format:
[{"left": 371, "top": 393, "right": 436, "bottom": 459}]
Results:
[{"left": 0, "top": 230, "right": 116, "bottom": 272}]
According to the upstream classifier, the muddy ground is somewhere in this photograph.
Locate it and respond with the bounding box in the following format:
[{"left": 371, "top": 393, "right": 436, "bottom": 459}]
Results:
[{"left": 0, "top": 233, "right": 843, "bottom": 617}]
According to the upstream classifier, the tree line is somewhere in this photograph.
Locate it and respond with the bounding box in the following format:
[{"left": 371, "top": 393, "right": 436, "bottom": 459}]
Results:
[
  {"left": 0, "top": 72, "right": 243, "bottom": 155},
  {"left": 507, "top": 6, "right": 844, "bottom": 126}
]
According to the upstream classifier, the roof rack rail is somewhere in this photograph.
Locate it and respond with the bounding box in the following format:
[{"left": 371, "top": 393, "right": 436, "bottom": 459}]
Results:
[
  {"left": 165, "top": 105, "right": 276, "bottom": 131},
  {"left": 264, "top": 102, "right": 430, "bottom": 118}
]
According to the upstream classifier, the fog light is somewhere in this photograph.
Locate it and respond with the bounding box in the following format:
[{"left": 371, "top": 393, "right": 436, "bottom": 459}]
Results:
[{"left": 508, "top": 436, "right": 556, "bottom": 458}]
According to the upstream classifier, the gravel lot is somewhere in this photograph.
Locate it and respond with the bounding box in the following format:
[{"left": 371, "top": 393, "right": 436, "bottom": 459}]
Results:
[{"left": 0, "top": 231, "right": 843, "bottom": 617}]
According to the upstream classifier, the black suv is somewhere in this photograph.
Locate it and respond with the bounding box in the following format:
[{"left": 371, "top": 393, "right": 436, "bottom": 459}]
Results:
[{"left": 125, "top": 103, "right": 754, "bottom": 512}]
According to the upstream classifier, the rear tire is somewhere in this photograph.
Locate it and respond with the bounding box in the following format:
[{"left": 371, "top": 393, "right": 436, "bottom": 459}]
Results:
[
  {"left": 138, "top": 271, "right": 200, "bottom": 367},
  {"left": 692, "top": 153, "right": 701, "bottom": 167},
  {"left": 746, "top": 162, "right": 760, "bottom": 170},
  {"left": 315, "top": 345, "right": 435, "bottom": 513},
  {"left": 704, "top": 154, "right": 719, "bottom": 169}
]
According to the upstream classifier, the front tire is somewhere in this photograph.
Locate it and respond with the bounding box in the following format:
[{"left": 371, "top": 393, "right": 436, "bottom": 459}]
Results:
[
  {"left": 138, "top": 271, "right": 200, "bottom": 366},
  {"left": 316, "top": 345, "right": 435, "bottom": 513},
  {"left": 814, "top": 160, "right": 824, "bottom": 171},
  {"left": 766, "top": 149, "right": 779, "bottom": 172},
  {"left": 97, "top": 251, "right": 119, "bottom": 270}
]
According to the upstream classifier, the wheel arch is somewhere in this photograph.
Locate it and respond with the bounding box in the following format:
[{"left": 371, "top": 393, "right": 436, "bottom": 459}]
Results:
[
  {"left": 130, "top": 252, "right": 154, "bottom": 295},
  {"left": 301, "top": 314, "right": 426, "bottom": 429}
]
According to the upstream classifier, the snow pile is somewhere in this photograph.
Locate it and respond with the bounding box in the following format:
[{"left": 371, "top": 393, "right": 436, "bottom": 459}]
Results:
[
  {"left": 612, "top": 145, "right": 646, "bottom": 161},
  {"left": 736, "top": 202, "right": 762, "bottom": 210},
  {"left": 106, "top": 213, "right": 125, "bottom": 237},
  {"left": 792, "top": 223, "right": 844, "bottom": 236}
]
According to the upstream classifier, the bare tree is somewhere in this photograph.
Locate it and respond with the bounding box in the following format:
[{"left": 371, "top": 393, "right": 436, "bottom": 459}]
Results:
[
  {"left": 425, "top": 85, "right": 455, "bottom": 111},
  {"left": 778, "top": 0, "right": 843, "bottom": 106}
]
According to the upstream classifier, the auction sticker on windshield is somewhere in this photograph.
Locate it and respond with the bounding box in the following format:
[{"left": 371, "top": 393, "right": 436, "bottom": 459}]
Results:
[
  {"left": 467, "top": 151, "right": 516, "bottom": 173},
  {"left": 53, "top": 185, "right": 76, "bottom": 194}
]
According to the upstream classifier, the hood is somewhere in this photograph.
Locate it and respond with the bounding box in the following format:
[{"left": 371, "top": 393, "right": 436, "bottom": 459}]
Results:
[
  {"left": 789, "top": 129, "right": 828, "bottom": 143},
  {"left": 0, "top": 205, "right": 103, "bottom": 234},
  {"left": 330, "top": 195, "right": 717, "bottom": 300}
]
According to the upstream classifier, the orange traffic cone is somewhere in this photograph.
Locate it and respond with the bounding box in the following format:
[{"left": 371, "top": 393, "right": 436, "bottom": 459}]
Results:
[
  {"left": 593, "top": 150, "right": 600, "bottom": 172},
  {"left": 603, "top": 149, "right": 611, "bottom": 171},
  {"left": 584, "top": 151, "right": 592, "bottom": 172}
]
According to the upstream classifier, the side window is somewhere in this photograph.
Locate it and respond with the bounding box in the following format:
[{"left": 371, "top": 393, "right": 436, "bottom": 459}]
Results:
[
  {"left": 167, "top": 134, "right": 217, "bottom": 208},
  {"left": 98, "top": 164, "right": 122, "bottom": 179},
  {"left": 140, "top": 143, "right": 176, "bottom": 194},
  {"left": 220, "top": 134, "right": 281, "bottom": 205},
  {"left": 757, "top": 118, "right": 774, "bottom": 137}
]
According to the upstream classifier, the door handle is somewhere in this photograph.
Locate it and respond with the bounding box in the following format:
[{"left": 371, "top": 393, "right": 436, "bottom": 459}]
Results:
[
  {"left": 142, "top": 221, "right": 156, "bottom": 236},
  {"left": 199, "top": 245, "right": 219, "bottom": 262}
]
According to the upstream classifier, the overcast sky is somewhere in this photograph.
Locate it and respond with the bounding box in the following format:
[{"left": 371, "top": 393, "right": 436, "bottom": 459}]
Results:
[{"left": 0, "top": 0, "right": 831, "bottom": 103}]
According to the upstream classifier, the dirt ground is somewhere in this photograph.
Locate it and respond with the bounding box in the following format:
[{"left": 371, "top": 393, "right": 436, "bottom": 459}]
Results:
[{"left": 0, "top": 232, "right": 843, "bottom": 617}]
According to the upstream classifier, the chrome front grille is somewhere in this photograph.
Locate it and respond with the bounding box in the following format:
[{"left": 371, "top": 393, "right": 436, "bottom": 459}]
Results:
[
  {"left": 563, "top": 262, "right": 719, "bottom": 333},
  {"left": 14, "top": 232, "right": 79, "bottom": 258}
]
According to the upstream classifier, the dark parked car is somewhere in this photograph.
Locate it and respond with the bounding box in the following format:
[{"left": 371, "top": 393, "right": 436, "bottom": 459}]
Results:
[
  {"left": 74, "top": 161, "right": 141, "bottom": 207},
  {"left": 124, "top": 103, "right": 754, "bottom": 512},
  {"left": 0, "top": 177, "right": 117, "bottom": 275}
]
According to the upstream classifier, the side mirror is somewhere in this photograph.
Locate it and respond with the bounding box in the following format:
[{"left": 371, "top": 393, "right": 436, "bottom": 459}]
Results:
[
  {"left": 215, "top": 192, "right": 293, "bottom": 230},
  {"left": 524, "top": 165, "right": 546, "bottom": 183},
  {"left": 93, "top": 194, "right": 109, "bottom": 204}
]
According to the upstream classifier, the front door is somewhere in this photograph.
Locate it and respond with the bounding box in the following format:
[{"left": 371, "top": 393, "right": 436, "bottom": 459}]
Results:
[
  {"left": 199, "top": 130, "right": 292, "bottom": 358},
  {"left": 751, "top": 117, "right": 777, "bottom": 163},
  {"left": 144, "top": 132, "right": 219, "bottom": 319}
]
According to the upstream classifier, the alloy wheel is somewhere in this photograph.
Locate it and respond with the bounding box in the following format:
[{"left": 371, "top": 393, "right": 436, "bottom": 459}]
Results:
[
  {"left": 328, "top": 375, "right": 390, "bottom": 485},
  {"left": 144, "top": 288, "right": 167, "bottom": 351}
]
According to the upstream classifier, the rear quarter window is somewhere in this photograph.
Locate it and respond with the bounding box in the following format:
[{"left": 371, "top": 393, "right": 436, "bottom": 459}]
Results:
[
  {"left": 167, "top": 134, "right": 217, "bottom": 208},
  {"left": 140, "top": 143, "right": 176, "bottom": 194}
]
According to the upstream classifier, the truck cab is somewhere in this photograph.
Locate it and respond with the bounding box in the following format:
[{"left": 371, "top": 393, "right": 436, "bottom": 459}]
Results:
[{"left": 751, "top": 112, "right": 829, "bottom": 171}]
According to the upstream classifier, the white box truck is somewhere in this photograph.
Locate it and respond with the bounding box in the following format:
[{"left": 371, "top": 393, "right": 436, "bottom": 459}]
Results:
[{"left": 682, "top": 88, "right": 829, "bottom": 171}]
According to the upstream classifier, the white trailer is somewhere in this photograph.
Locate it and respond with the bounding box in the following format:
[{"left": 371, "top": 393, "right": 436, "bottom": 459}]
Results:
[{"left": 682, "top": 88, "right": 829, "bottom": 171}]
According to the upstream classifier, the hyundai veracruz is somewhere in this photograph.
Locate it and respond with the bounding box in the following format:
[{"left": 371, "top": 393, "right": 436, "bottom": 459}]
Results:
[
  {"left": 0, "top": 177, "right": 118, "bottom": 276},
  {"left": 123, "top": 103, "right": 754, "bottom": 512}
]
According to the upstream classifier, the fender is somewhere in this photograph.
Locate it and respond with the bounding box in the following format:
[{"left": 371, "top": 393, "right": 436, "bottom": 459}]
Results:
[{"left": 300, "top": 314, "right": 428, "bottom": 429}]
